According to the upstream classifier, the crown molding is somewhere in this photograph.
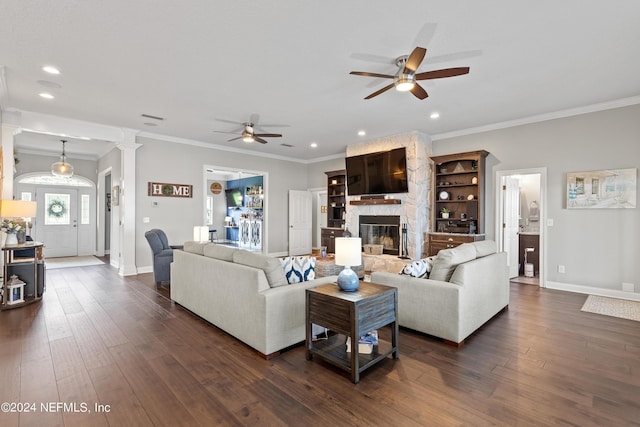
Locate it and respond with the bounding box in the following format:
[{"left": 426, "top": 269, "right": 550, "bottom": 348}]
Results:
[{"left": 432, "top": 96, "right": 640, "bottom": 141}]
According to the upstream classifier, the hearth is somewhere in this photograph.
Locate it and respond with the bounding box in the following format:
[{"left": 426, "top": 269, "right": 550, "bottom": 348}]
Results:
[{"left": 359, "top": 215, "right": 400, "bottom": 255}]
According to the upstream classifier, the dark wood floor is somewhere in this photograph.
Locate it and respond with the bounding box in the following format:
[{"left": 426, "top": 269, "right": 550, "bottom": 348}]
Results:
[{"left": 1, "top": 264, "right": 639, "bottom": 427}]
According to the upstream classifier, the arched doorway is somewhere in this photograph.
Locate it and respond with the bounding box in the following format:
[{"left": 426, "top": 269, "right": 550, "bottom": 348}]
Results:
[{"left": 15, "top": 173, "right": 96, "bottom": 258}]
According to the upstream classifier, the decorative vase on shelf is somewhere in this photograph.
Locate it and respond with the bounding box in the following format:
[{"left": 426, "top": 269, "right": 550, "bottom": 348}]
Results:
[
  {"left": 5, "top": 233, "right": 18, "bottom": 246},
  {"left": 442, "top": 212, "right": 450, "bottom": 219}
]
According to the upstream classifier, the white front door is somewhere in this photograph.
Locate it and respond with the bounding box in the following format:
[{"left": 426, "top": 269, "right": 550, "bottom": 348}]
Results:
[
  {"left": 289, "top": 190, "right": 312, "bottom": 256},
  {"left": 503, "top": 177, "right": 520, "bottom": 278},
  {"left": 36, "top": 188, "right": 78, "bottom": 257}
]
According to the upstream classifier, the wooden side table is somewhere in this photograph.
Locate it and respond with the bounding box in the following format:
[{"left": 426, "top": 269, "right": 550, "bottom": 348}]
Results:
[{"left": 305, "top": 281, "right": 398, "bottom": 383}]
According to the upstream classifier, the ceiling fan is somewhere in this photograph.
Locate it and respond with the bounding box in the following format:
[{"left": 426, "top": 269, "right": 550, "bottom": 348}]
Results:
[
  {"left": 214, "top": 122, "right": 282, "bottom": 144},
  {"left": 350, "top": 46, "right": 470, "bottom": 100}
]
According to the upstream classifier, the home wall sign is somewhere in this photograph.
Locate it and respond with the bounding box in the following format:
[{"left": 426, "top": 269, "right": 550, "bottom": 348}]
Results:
[{"left": 148, "top": 182, "right": 193, "bottom": 198}]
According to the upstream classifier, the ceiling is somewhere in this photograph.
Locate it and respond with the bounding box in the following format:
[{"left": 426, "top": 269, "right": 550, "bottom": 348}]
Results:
[{"left": 1, "top": 1, "right": 639, "bottom": 161}]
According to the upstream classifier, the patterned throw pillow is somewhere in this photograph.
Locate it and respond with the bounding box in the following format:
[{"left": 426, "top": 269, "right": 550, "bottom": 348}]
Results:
[
  {"left": 399, "top": 256, "right": 436, "bottom": 279},
  {"left": 280, "top": 256, "right": 316, "bottom": 284}
]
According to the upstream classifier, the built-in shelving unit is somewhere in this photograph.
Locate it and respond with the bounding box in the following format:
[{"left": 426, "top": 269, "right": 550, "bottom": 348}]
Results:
[
  {"left": 428, "top": 150, "right": 489, "bottom": 256},
  {"left": 326, "top": 170, "right": 346, "bottom": 229}
]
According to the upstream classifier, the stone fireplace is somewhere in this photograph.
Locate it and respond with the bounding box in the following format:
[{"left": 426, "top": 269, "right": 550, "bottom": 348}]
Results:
[
  {"left": 345, "top": 131, "right": 432, "bottom": 259},
  {"left": 359, "top": 215, "right": 400, "bottom": 255}
]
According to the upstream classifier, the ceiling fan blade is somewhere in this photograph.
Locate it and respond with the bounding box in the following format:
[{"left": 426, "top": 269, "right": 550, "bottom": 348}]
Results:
[
  {"left": 350, "top": 71, "right": 394, "bottom": 79},
  {"left": 404, "top": 47, "right": 426, "bottom": 73},
  {"left": 254, "top": 136, "right": 268, "bottom": 144},
  {"left": 254, "top": 133, "right": 282, "bottom": 138},
  {"left": 415, "top": 67, "right": 470, "bottom": 80},
  {"left": 215, "top": 118, "right": 244, "bottom": 125},
  {"left": 227, "top": 136, "right": 243, "bottom": 142},
  {"left": 410, "top": 83, "right": 428, "bottom": 100},
  {"left": 214, "top": 130, "right": 242, "bottom": 135},
  {"left": 364, "top": 83, "right": 395, "bottom": 100}
]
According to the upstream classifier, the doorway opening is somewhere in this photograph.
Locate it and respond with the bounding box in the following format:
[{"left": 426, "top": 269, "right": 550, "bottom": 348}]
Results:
[
  {"left": 15, "top": 173, "right": 96, "bottom": 258},
  {"left": 496, "top": 168, "right": 547, "bottom": 287},
  {"left": 204, "top": 166, "right": 267, "bottom": 253}
]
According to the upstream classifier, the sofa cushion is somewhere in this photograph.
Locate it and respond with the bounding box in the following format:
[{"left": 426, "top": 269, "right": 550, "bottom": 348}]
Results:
[
  {"left": 233, "top": 250, "right": 288, "bottom": 288},
  {"left": 280, "top": 256, "right": 316, "bottom": 283},
  {"left": 204, "top": 244, "right": 237, "bottom": 262},
  {"left": 399, "top": 256, "right": 435, "bottom": 278},
  {"left": 429, "top": 243, "right": 477, "bottom": 282},
  {"left": 183, "top": 241, "right": 209, "bottom": 255},
  {"left": 473, "top": 240, "right": 497, "bottom": 258}
]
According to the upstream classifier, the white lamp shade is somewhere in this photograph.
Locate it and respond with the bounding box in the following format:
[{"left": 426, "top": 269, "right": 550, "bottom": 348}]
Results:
[
  {"left": 334, "top": 237, "right": 362, "bottom": 267},
  {"left": 193, "top": 226, "right": 209, "bottom": 242},
  {"left": 0, "top": 200, "right": 37, "bottom": 218}
]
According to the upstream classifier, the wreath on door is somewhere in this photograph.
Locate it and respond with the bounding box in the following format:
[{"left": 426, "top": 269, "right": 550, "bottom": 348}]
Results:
[{"left": 47, "top": 200, "right": 67, "bottom": 218}]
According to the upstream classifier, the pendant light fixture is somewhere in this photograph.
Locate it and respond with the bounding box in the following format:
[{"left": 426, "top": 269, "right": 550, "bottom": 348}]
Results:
[{"left": 51, "top": 139, "right": 74, "bottom": 177}]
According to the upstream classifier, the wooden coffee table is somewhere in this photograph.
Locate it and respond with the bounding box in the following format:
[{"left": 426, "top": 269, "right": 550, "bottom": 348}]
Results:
[{"left": 305, "top": 281, "right": 398, "bottom": 383}]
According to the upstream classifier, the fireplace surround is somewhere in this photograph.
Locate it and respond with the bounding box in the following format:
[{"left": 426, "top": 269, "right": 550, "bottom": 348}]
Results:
[{"left": 359, "top": 215, "right": 400, "bottom": 255}]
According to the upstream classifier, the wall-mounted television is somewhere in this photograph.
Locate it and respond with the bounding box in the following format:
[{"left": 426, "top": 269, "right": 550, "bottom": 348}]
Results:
[
  {"left": 346, "top": 147, "right": 409, "bottom": 195},
  {"left": 225, "top": 188, "right": 243, "bottom": 207}
]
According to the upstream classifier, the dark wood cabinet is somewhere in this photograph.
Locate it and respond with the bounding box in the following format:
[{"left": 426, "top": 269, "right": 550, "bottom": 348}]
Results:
[
  {"left": 427, "top": 233, "right": 485, "bottom": 257},
  {"left": 519, "top": 233, "right": 540, "bottom": 276},
  {"left": 326, "top": 169, "right": 346, "bottom": 229},
  {"left": 321, "top": 227, "right": 342, "bottom": 254}
]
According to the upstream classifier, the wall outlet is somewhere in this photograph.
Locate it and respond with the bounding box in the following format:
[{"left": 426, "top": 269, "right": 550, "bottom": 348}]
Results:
[
  {"left": 547, "top": 218, "right": 554, "bottom": 227},
  {"left": 622, "top": 282, "right": 635, "bottom": 292},
  {"left": 558, "top": 265, "right": 566, "bottom": 273},
  {"left": 142, "top": 217, "right": 150, "bottom": 223}
]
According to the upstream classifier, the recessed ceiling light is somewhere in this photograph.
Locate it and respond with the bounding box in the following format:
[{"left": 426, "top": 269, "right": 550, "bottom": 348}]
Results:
[
  {"left": 310, "top": 142, "right": 318, "bottom": 148},
  {"left": 358, "top": 130, "right": 366, "bottom": 136},
  {"left": 43, "top": 66, "right": 60, "bottom": 75},
  {"left": 39, "top": 92, "right": 54, "bottom": 99},
  {"left": 430, "top": 112, "right": 440, "bottom": 119}
]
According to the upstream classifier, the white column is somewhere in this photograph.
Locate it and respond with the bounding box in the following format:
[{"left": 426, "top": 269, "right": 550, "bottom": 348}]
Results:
[
  {"left": 116, "top": 131, "right": 141, "bottom": 276},
  {"left": 1, "top": 121, "right": 22, "bottom": 199}
]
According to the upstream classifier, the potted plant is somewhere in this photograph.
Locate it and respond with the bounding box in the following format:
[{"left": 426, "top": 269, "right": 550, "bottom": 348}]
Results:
[{"left": 441, "top": 208, "right": 451, "bottom": 219}]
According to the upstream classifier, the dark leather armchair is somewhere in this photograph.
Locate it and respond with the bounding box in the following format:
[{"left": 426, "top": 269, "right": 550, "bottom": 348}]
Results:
[{"left": 144, "top": 229, "right": 183, "bottom": 287}]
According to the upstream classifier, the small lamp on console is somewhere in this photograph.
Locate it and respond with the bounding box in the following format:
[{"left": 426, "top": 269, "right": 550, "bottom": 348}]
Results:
[
  {"left": 0, "top": 200, "right": 37, "bottom": 244},
  {"left": 334, "top": 237, "right": 362, "bottom": 292}
]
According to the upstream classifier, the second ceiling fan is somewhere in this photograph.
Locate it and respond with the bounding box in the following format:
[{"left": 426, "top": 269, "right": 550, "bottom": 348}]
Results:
[
  {"left": 350, "top": 46, "right": 470, "bottom": 100},
  {"left": 215, "top": 119, "right": 283, "bottom": 144}
]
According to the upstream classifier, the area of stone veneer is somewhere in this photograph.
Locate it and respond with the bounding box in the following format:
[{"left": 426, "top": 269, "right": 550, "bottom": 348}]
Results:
[{"left": 345, "top": 131, "right": 432, "bottom": 259}]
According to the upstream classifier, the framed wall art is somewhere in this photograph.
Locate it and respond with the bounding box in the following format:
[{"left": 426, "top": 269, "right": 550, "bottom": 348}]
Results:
[{"left": 566, "top": 168, "right": 636, "bottom": 209}]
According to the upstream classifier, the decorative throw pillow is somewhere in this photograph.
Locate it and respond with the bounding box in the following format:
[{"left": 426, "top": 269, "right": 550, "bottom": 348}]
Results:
[
  {"left": 399, "top": 256, "right": 436, "bottom": 278},
  {"left": 280, "top": 256, "right": 316, "bottom": 284}
]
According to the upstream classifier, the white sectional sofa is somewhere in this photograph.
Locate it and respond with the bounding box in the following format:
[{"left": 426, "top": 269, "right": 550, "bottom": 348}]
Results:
[
  {"left": 170, "top": 242, "right": 338, "bottom": 358},
  {"left": 371, "top": 240, "right": 509, "bottom": 346}
]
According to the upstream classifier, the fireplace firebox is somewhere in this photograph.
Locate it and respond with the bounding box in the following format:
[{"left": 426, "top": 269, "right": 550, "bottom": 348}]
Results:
[{"left": 359, "top": 215, "right": 400, "bottom": 255}]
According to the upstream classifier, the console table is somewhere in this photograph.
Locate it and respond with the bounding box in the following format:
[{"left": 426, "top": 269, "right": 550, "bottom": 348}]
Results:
[
  {"left": 305, "top": 282, "right": 398, "bottom": 383},
  {"left": 0, "top": 241, "right": 45, "bottom": 310}
]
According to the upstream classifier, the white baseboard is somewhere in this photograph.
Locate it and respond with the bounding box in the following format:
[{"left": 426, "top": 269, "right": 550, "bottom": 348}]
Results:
[
  {"left": 137, "top": 266, "right": 153, "bottom": 274},
  {"left": 546, "top": 281, "right": 640, "bottom": 302}
]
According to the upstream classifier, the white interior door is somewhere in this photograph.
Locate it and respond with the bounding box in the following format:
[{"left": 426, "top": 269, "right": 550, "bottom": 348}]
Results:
[
  {"left": 503, "top": 177, "right": 520, "bottom": 278},
  {"left": 289, "top": 190, "right": 312, "bottom": 256},
  {"left": 36, "top": 187, "right": 78, "bottom": 258}
]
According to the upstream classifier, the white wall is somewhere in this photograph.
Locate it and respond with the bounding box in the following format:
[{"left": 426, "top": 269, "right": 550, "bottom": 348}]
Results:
[
  {"left": 433, "top": 104, "right": 640, "bottom": 294},
  {"left": 134, "top": 137, "right": 311, "bottom": 268}
]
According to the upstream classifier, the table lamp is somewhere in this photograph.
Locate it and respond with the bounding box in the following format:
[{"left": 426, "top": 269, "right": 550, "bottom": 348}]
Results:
[
  {"left": 0, "top": 200, "right": 37, "bottom": 243},
  {"left": 334, "top": 237, "right": 362, "bottom": 292}
]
